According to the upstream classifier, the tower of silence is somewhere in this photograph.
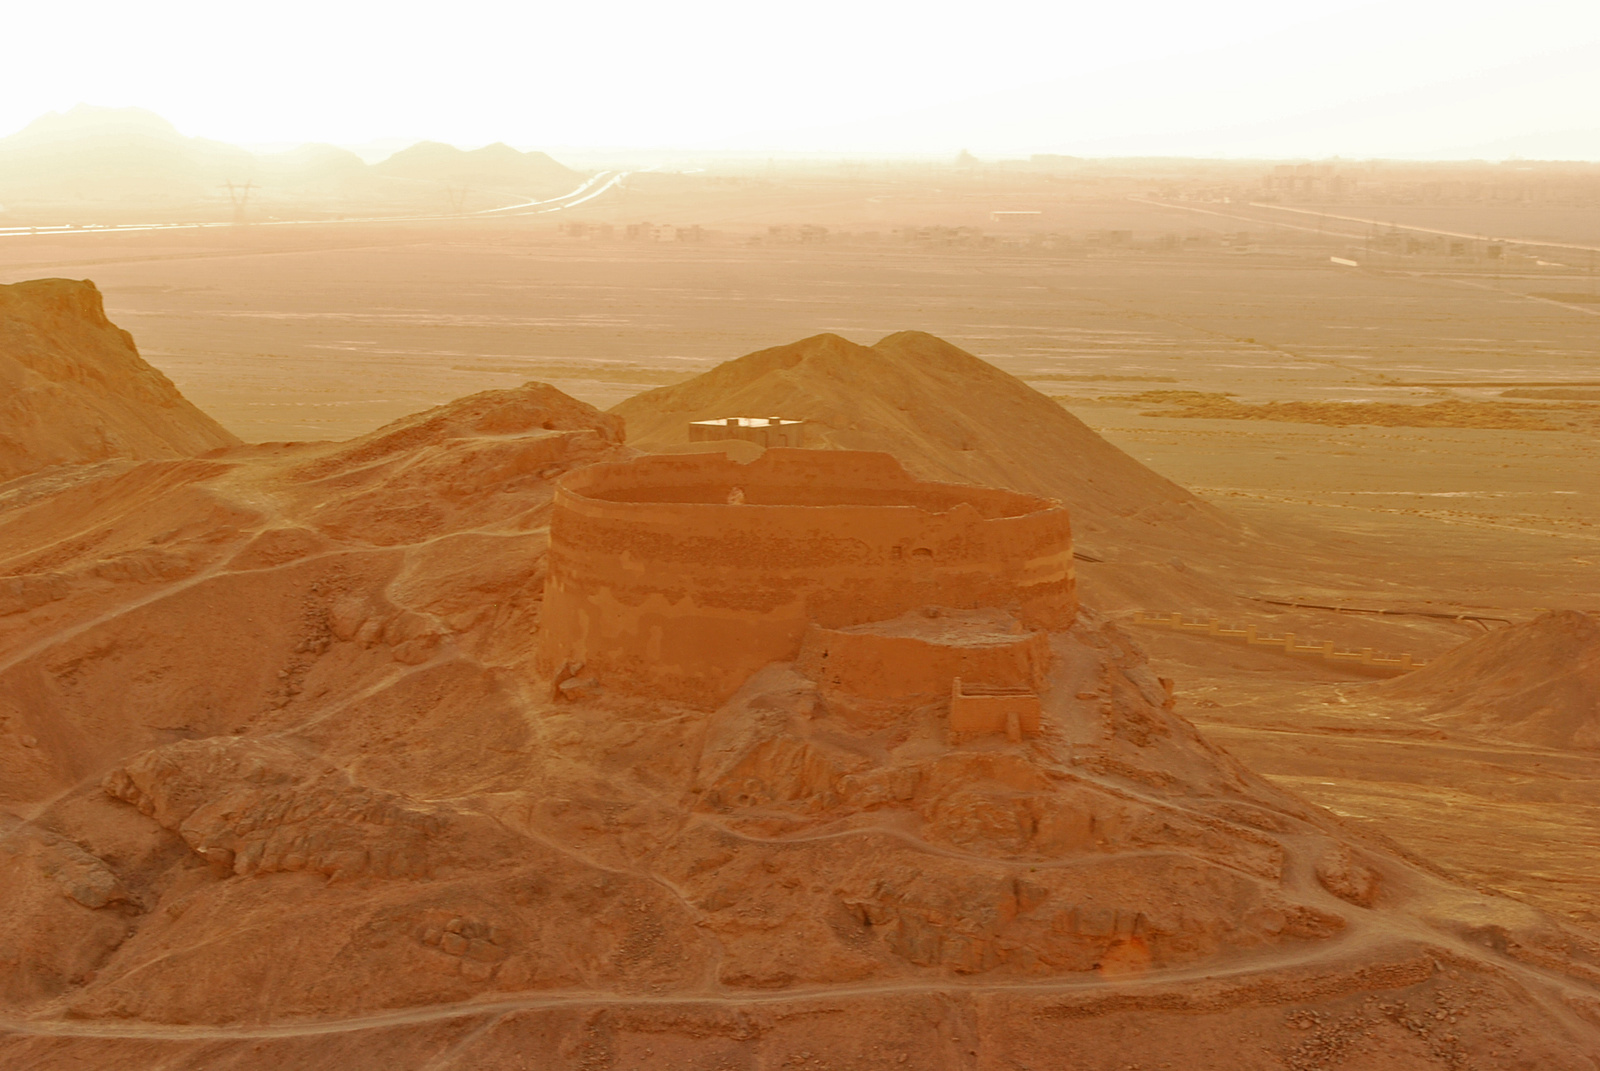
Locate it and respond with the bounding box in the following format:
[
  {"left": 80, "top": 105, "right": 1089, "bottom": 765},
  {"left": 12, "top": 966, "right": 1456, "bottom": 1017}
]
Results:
[{"left": 538, "top": 447, "right": 1076, "bottom": 731}]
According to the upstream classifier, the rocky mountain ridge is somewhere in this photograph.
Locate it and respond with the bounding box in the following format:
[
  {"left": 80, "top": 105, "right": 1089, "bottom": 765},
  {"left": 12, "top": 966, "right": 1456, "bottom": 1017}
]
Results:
[{"left": 0, "top": 105, "right": 581, "bottom": 210}]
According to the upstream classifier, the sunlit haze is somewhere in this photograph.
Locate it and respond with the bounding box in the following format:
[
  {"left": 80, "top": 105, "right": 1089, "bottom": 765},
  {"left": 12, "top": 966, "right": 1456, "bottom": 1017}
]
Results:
[
  {"left": 6, "top": 0, "right": 1600, "bottom": 1060},
  {"left": 4, "top": 0, "right": 1599, "bottom": 157}
]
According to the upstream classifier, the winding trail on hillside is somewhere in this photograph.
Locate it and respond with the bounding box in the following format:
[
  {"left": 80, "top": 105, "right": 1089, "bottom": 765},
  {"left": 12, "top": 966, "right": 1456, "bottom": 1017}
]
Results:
[{"left": 0, "top": 927, "right": 1460, "bottom": 1041}]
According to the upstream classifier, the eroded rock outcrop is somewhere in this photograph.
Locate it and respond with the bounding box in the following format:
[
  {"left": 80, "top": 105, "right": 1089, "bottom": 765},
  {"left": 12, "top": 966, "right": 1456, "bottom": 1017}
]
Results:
[
  {"left": 293, "top": 383, "right": 626, "bottom": 544},
  {"left": 0, "top": 824, "right": 139, "bottom": 1003},
  {"left": 0, "top": 279, "right": 238, "bottom": 480},
  {"left": 0, "top": 376, "right": 627, "bottom": 804},
  {"left": 670, "top": 613, "right": 1351, "bottom": 987},
  {"left": 102, "top": 737, "right": 522, "bottom": 880}
]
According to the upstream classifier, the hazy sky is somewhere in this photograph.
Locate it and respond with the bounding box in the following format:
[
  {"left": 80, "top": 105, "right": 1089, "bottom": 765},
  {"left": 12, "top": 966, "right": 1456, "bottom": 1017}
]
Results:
[{"left": 4, "top": 0, "right": 1599, "bottom": 157}]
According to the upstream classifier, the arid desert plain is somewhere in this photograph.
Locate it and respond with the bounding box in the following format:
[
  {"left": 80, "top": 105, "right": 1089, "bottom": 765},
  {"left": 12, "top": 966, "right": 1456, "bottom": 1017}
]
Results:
[{"left": 2, "top": 159, "right": 1600, "bottom": 1069}]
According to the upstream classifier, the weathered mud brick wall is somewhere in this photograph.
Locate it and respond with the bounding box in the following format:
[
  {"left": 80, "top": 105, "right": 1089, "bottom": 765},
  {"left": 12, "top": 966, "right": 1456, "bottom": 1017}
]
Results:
[
  {"left": 538, "top": 449, "right": 1076, "bottom": 706},
  {"left": 797, "top": 609, "right": 1052, "bottom": 705}
]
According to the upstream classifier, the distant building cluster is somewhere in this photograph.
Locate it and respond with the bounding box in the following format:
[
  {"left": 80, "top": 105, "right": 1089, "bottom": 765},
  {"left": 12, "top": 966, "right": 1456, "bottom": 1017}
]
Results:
[
  {"left": 558, "top": 222, "right": 710, "bottom": 242},
  {"left": 625, "top": 222, "right": 706, "bottom": 242},
  {"left": 1260, "top": 163, "right": 1350, "bottom": 202},
  {"left": 762, "top": 224, "right": 830, "bottom": 243},
  {"left": 1367, "top": 230, "right": 1502, "bottom": 259},
  {"left": 1249, "top": 162, "right": 1600, "bottom": 207},
  {"left": 558, "top": 222, "right": 613, "bottom": 239}
]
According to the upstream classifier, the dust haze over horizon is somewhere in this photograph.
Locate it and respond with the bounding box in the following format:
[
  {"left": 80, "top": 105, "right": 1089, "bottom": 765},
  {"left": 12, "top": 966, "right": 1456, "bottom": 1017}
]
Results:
[
  {"left": 9, "top": 0, "right": 1600, "bottom": 1066},
  {"left": 4, "top": 0, "right": 1600, "bottom": 159}
]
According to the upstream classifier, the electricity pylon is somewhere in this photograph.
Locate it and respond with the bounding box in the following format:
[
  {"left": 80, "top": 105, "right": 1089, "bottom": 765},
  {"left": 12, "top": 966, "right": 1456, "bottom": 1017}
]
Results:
[{"left": 223, "top": 180, "right": 256, "bottom": 225}]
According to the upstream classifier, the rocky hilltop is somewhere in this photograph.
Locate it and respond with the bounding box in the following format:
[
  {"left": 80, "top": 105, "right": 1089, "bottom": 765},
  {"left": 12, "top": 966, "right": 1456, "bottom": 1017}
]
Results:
[
  {"left": 2, "top": 297, "right": 1599, "bottom": 1068},
  {"left": 612, "top": 330, "right": 1242, "bottom": 560},
  {"left": 0, "top": 279, "right": 239, "bottom": 481}
]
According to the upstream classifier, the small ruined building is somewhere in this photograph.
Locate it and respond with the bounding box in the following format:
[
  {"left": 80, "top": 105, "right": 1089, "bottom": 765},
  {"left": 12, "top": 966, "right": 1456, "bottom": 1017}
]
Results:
[
  {"left": 798, "top": 607, "right": 1051, "bottom": 740},
  {"left": 537, "top": 449, "right": 1075, "bottom": 734},
  {"left": 688, "top": 416, "right": 806, "bottom": 448}
]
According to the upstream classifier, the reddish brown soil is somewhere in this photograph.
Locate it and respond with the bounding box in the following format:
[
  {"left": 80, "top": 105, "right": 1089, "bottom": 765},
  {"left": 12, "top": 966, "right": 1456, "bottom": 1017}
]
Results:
[
  {"left": 2, "top": 292, "right": 1600, "bottom": 1068},
  {"left": 0, "top": 280, "right": 236, "bottom": 481}
]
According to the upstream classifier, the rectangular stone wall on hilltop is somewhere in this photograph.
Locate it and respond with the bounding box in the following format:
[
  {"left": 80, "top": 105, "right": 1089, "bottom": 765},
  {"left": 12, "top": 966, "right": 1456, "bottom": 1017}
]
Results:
[{"left": 797, "top": 618, "right": 1050, "bottom": 705}]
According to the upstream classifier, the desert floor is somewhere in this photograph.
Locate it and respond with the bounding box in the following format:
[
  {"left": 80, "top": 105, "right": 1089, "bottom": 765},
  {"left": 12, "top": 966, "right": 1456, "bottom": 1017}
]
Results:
[{"left": 4, "top": 170, "right": 1599, "bottom": 1027}]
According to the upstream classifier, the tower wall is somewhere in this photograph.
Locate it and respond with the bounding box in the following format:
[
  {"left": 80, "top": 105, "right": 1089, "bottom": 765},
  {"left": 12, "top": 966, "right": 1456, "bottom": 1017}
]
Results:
[{"left": 538, "top": 449, "right": 1076, "bottom": 707}]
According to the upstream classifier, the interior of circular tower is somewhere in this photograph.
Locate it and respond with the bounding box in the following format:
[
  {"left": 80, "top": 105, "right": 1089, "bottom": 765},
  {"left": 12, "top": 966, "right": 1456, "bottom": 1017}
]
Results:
[{"left": 536, "top": 448, "right": 1076, "bottom": 708}]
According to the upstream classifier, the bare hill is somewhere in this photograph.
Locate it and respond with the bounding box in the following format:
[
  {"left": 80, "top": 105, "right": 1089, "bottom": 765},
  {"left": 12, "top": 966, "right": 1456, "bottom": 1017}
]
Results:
[
  {"left": 1378, "top": 610, "right": 1600, "bottom": 750},
  {"left": 611, "top": 331, "right": 1242, "bottom": 558},
  {"left": 254, "top": 142, "right": 370, "bottom": 187},
  {"left": 0, "top": 105, "right": 253, "bottom": 202},
  {"left": 0, "top": 107, "right": 580, "bottom": 211},
  {"left": 372, "top": 140, "right": 579, "bottom": 191},
  {"left": 0, "top": 279, "right": 239, "bottom": 481}
]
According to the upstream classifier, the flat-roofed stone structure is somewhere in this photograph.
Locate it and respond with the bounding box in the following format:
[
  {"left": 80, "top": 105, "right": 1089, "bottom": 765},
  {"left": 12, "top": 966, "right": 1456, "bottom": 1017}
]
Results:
[
  {"left": 949, "top": 679, "right": 1043, "bottom": 739},
  {"left": 688, "top": 416, "right": 805, "bottom": 448},
  {"left": 797, "top": 607, "right": 1050, "bottom": 728},
  {"left": 538, "top": 449, "right": 1075, "bottom": 707}
]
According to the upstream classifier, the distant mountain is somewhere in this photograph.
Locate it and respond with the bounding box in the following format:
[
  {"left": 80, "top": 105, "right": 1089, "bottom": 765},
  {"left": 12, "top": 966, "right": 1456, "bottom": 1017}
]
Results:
[
  {"left": 371, "top": 140, "right": 579, "bottom": 191},
  {"left": 0, "top": 106, "right": 582, "bottom": 209},
  {"left": 0, "top": 278, "right": 239, "bottom": 480},
  {"left": 255, "top": 142, "right": 369, "bottom": 183},
  {"left": 0, "top": 105, "right": 252, "bottom": 201},
  {"left": 5, "top": 105, "right": 187, "bottom": 148}
]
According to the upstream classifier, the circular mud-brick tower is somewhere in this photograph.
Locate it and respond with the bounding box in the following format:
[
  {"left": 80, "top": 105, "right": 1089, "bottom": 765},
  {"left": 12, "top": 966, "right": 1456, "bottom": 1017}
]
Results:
[{"left": 537, "top": 449, "right": 1076, "bottom": 707}]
